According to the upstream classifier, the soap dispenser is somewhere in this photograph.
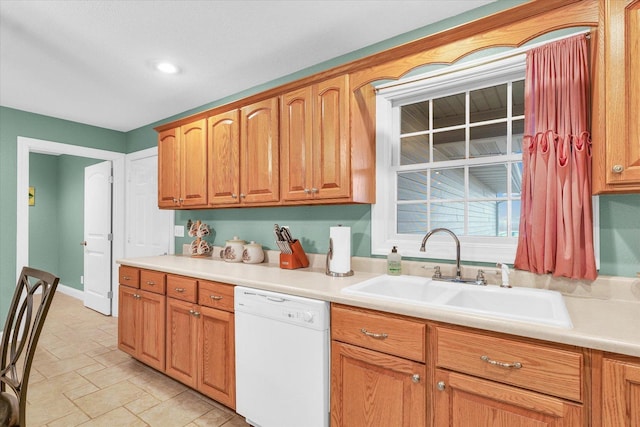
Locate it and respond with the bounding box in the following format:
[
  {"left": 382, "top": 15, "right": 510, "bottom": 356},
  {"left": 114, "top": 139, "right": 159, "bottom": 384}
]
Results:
[{"left": 387, "top": 246, "right": 402, "bottom": 276}]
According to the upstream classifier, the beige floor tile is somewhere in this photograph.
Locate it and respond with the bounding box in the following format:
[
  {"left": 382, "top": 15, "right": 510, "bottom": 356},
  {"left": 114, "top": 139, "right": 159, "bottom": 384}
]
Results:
[
  {"left": 128, "top": 369, "right": 188, "bottom": 401},
  {"left": 35, "top": 353, "right": 97, "bottom": 379},
  {"left": 82, "top": 359, "right": 146, "bottom": 389},
  {"left": 64, "top": 382, "right": 101, "bottom": 401},
  {"left": 125, "top": 393, "right": 162, "bottom": 415},
  {"left": 25, "top": 394, "right": 78, "bottom": 426},
  {"left": 73, "top": 380, "right": 148, "bottom": 418},
  {"left": 78, "top": 407, "right": 148, "bottom": 427},
  {"left": 192, "top": 407, "right": 235, "bottom": 426},
  {"left": 75, "top": 362, "right": 108, "bottom": 376},
  {"left": 138, "top": 390, "right": 215, "bottom": 426},
  {"left": 220, "top": 416, "right": 252, "bottom": 427},
  {"left": 90, "top": 348, "right": 133, "bottom": 367},
  {"left": 46, "top": 410, "right": 91, "bottom": 427},
  {"left": 27, "top": 371, "right": 93, "bottom": 403}
]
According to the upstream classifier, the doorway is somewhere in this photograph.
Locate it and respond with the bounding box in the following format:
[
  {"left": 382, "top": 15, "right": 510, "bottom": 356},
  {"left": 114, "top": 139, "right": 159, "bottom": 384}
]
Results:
[{"left": 16, "top": 136, "right": 125, "bottom": 314}]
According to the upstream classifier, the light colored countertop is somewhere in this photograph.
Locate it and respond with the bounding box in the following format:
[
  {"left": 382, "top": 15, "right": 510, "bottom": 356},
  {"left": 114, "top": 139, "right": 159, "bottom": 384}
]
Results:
[{"left": 117, "top": 254, "right": 640, "bottom": 358}]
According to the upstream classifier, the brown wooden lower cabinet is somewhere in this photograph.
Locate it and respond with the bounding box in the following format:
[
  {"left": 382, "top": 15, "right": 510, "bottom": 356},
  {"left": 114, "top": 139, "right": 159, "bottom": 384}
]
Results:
[
  {"left": 330, "top": 341, "right": 426, "bottom": 427},
  {"left": 165, "top": 297, "right": 236, "bottom": 409},
  {"left": 601, "top": 356, "right": 640, "bottom": 426},
  {"left": 433, "top": 369, "right": 583, "bottom": 427},
  {"left": 117, "top": 285, "right": 165, "bottom": 372}
]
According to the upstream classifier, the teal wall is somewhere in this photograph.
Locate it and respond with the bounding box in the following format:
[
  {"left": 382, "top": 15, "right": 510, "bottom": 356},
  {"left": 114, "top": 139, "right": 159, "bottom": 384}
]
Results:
[
  {"left": 28, "top": 154, "right": 100, "bottom": 288},
  {"left": 0, "top": 106, "right": 126, "bottom": 323},
  {"left": 28, "top": 154, "right": 60, "bottom": 276}
]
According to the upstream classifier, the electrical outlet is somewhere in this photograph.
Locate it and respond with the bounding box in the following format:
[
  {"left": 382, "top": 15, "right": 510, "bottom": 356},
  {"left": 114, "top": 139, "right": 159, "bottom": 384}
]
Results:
[{"left": 174, "top": 225, "right": 185, "bottom": 237}]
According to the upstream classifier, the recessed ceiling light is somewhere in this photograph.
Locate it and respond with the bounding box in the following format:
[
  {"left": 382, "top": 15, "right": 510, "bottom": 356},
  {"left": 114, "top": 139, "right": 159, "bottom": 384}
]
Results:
[{"left": 155, "top": 61, "right": 180, "bottom": 74}]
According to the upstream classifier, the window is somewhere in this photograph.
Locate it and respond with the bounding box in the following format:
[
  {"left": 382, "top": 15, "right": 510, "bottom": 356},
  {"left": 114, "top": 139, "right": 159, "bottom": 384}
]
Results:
[{"left": 372, "top": 55, "right": 526, "bottom": 263}]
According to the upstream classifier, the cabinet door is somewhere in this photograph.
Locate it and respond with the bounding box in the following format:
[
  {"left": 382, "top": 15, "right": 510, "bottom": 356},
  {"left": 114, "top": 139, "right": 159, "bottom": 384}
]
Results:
[
  {"left": 158, "top": 127, "right": 181, "bottom": 208},
  {"left": 137, "top": 290, "right": 166, "bottom": 371},
  {"left": 117, "top": 286, "right": 138, "bottom": 357},
  {"left": 595, "top": 0, "right": 640, "bottom": 191},
  {"left": 433, "top": 369, "right": 583, "bottom": 427},
  {"left": 208, "top": 110, "right": 240, "bottom": 205},
  {"left": 602, "top": 358, "right": 640, "bottom": 426},
  {"left": 180, "top": 119, "right": 208, "bottom": 206},
  {"left": 240, "top": 98, "right": 280, "bottom": 204},
  {"left": 198, "top": 306, "right": 236, "bottom": 409},
  {"left": 331, "top": 341, "right": 425, "bottom": 427},
  {"left": 281, "top": 86, "right": 314, "bottom": 201},
  {"left": 166, "top": 298, "right": 198, "bottom": 387},
  {"left": 313, "top": 75, "right": 350, "bottom": 200}
]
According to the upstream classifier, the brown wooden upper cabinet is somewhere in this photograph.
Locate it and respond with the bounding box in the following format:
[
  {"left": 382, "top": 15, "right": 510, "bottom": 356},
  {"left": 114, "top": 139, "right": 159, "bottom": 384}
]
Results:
[
  {"left": 239, "top": 97, "right": 280, "bottom": 204},
  {"left": 281, "top": 75, "right": 351, "bottom": 202},
  {"left": 593, "top": 0, "right": 640, "bottom": 193},
  {"left": 208, "top": 109, "right": 240, "bottom": 206},
  {"left": 158, "top": 119, "right": 208, "bottom": 208}
]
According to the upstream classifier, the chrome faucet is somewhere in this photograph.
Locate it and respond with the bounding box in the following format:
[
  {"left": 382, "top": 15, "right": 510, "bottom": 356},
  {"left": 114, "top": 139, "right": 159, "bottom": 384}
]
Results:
[{"left": 420, "top": 228, "right": 462, "bottom": 281}]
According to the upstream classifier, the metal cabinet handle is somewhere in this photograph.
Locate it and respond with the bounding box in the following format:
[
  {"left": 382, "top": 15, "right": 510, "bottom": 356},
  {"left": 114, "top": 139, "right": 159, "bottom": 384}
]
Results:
[
  {"left": 231, "top": 193, "right": 238, "bottom": 198},
  {"left": 437, "top": 381, "right": 446, "bottom": 391},
  {"left": 133, "top": 294, "right": 141, "bottom": 299},
  {"left": 123, "top": 276, "right": 131, "bottom": 280},
  {"left": 360, "top": 328, "right": 388, "bottom": 339},
  {"left": 311, "top": 187, "right": 318, "bottom": 193},
  {"left": 146, "top": 281, "right": 155, "bottom": 285},
  {"left": 304, "top": 188, "right": 311, "bottom": 194},
  {"left": 240, "top": 193, "right": 246, "bottom": 198},
  {"left": 209, "top": 295, "right": 223, "bottom": 300},
  {"left": 189, "top": 309, "right": 200, "bottom": 317},
  {"left": 480, "top": 355, "right": 522, "bottom": 369},
  {"left": 411, "top": 374, "right": 420, "bottom": 383},
  {"left": 612, "top": 164, "right": 624, "bottom": 173},
  {"left": 175, "top": 287, "right": 185, "bottom": 293}
]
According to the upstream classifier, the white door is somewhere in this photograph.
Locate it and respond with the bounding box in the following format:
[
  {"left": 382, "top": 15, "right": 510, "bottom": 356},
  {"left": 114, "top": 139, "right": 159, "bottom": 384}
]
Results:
[
  {"left": 125, "top": 148, "right": 174, "bottom": 258},
  {"left": 83, "top": 161, "right": 113, "bottom": 315}
]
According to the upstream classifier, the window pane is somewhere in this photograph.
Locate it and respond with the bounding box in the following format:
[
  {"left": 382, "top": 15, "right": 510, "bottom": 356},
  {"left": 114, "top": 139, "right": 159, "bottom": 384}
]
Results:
[
  {"left": 512, "top": 119, "right": 524, "bottom": 154},
  {"left": 470, "top": 122, "right": 508, "bottom": 157},
  {"left": 397, "top": 204, "right": 428, "bottom": 234},
  {"left": 431, "top": 168, "right": 464, "bottom": 200},
  {"left": 400, "top": 134, "right": 429, "bottom": 165},
  {"left": 398, "top": 172, "right": 428, "bottom": 201},
  {"left": 433, "top": 128, "right": 465, "bottom": 161},
  {"left": 469, "top": 164, "right": 507, "bottom": 197},
  {"left": 511, "top": 162, "right": 523, "bottom": 198},
  {"left": 468, "top": 201, "right": 499, "bottom": 236},
  {"left": 511, "top": 200, "right": 521, "bottom": 237},
  {"left": 433, "top": 93, "right": 465, "bottom": 128},
  {"left": 512, "top": 80, "right": 525, "bottom": 116},
  {"left": 430, "top": 202, "right": 464, "bottom": 234},
  {"left": 401, "top": 101, "right": 430, "bottom": 134},
  {"left": 470, "top": 84, "right": 506, "bottom": 122}
]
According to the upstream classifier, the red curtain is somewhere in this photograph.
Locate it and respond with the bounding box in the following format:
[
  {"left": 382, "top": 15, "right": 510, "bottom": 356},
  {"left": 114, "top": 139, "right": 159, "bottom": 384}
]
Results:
[{"left": 514, "top": 34, "right": 597, "bottom": 280}]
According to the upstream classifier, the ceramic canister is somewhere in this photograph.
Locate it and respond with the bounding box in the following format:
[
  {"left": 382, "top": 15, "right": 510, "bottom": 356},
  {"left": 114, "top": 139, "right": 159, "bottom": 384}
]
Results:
[
  {"left": 222, "top": 236, "right": 245, "bottom": 262},
  {"left": 242, "top": 241, "right": 264, "bottom": 264}
]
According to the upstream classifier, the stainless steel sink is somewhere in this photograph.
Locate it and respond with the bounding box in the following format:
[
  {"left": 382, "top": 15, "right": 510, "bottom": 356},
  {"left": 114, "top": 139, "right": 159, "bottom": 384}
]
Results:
[{"left": 342, "top": 275, "right": 572, "bottom": 328}]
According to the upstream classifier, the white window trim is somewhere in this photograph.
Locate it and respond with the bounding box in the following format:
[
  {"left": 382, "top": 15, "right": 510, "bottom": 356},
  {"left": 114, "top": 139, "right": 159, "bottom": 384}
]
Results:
[{"left": 373, "top": 55, "right": 524, "bottom": 264}]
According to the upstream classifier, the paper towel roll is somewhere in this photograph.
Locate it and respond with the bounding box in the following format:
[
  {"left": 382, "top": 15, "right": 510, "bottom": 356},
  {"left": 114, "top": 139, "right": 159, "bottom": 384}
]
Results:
[{"left": 329, "top": 226, "right": 352, "bottom": 274}]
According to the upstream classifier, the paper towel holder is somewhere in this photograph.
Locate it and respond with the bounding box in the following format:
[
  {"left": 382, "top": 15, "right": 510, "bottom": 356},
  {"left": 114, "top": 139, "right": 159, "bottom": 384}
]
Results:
[{"left": 325, "top": 237, "right": 354, "bottom": 277}]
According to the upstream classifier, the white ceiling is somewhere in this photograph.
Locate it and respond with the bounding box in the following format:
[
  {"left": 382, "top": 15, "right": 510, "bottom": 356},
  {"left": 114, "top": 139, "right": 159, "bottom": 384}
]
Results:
[{"left": 0, "top": 0, "right": 494, "bottom": 132}]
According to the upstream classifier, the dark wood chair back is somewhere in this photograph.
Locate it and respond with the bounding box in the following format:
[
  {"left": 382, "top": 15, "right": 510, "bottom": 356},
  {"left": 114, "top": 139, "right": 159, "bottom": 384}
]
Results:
[{"left": 1, "top": 267, "right": 59, "bottom": 427}]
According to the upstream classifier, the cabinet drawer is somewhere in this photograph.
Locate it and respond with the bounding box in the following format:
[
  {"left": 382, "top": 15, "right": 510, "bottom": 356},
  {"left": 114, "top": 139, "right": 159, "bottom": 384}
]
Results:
[
  {"left": 166, "top": 274, "right": 198, "bottom": 302},
  {"left": 198, "top": 280, "right": 234, "bottom": 312},
  {"left": 331, "top": 304, "right": 426, "bottom": 362},
  {"left": 140, "top": 269, "right": 166, "bottom": 294},
  {"left": 434, "top": 326, "right": 584, "bottom": 402},
  {"left": 119, "top": 266, "right": 140, "bottom": 288}
]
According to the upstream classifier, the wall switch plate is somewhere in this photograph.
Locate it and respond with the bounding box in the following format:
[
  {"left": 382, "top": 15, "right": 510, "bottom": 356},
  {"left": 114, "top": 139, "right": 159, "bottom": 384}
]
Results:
[{"left": 174, "top": 225, "right": 185, "bottom": 237}]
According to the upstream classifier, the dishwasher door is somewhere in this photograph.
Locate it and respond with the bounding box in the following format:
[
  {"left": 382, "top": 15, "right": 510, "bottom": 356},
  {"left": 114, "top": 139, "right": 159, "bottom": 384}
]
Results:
[{"left": 235, "top": 286, "right": 330, "bottom": 427}]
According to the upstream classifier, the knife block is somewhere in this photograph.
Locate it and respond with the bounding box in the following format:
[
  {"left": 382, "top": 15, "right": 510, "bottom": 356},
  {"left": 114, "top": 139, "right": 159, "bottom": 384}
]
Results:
[{"left": 279, "top": 240, "right": 310, "bottom": 269}]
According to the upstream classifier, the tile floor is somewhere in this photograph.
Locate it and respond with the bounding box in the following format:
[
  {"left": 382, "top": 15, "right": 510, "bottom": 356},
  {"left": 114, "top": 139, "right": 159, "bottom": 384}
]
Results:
[{"left": 25, "top": 292, "right": 251, "bottom": 427}]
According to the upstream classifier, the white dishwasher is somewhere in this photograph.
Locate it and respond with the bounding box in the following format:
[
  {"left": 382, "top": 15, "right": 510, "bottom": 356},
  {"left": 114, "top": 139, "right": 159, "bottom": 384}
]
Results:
[{"left": 234, "top": 286, "right": 330, "bottom": 427}]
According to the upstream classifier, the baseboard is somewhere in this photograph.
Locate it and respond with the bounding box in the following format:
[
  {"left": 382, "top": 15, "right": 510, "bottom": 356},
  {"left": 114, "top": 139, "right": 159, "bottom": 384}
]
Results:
[{"left": 57, "top": 283, "right": 84, "bottom": 301}]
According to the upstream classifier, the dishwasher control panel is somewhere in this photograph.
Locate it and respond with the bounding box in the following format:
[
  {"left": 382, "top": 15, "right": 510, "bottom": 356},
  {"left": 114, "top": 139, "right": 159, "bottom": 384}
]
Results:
[{"left": 235, "top": 286, "right": 329, "bottom": 330}]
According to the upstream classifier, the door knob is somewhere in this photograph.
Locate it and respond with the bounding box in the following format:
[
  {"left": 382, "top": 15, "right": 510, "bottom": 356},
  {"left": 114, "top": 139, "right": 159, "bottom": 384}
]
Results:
[
  {"left": 437, "top": 381, "right": 446, "bottom": 391},
  {"left": 80, "top": 241, "right": 87, "bottom": 246}
]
